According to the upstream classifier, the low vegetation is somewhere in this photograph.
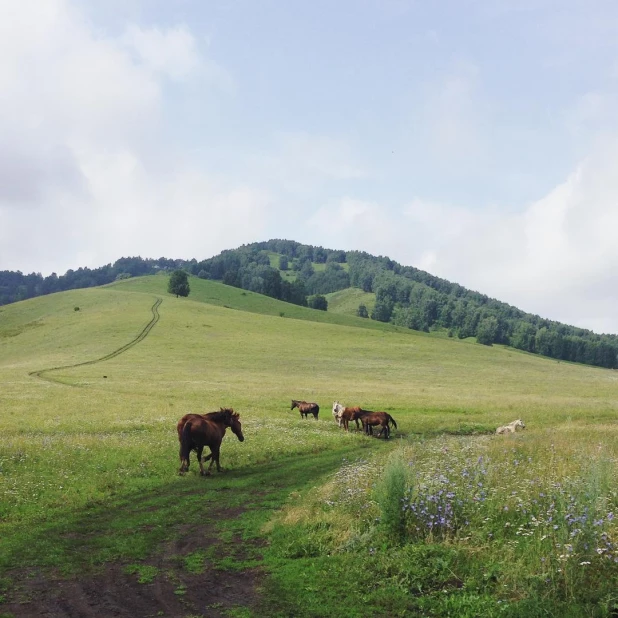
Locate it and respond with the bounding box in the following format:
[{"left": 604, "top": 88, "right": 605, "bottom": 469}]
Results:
[{"left": 1, "top": 277, "right": 618, "bottom": 616}]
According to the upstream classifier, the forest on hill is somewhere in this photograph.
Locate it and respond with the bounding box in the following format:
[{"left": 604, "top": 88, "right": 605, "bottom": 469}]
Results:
[{"left": 2, "top": 239, "right": 617, "bottom": 369}]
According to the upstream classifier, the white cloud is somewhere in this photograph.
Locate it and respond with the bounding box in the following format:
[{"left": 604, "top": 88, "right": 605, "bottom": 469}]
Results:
[
  {"left": 0, "top": 0, "right": 253, "bottom": 275},
  {"left": 253, "top": 133, "right": 365, "bottom": 196},
  {"left": 306, "top": 133, "right": 618, "bottom": 334},
  {"left": 412, "top": 140, "right": 618, "bottom": 333},
  {"left": 420, "top": 60, "right": 489, "bottom": 165},
  {"left": 122, "top": 25, "right": 200, "bottom": 81}
]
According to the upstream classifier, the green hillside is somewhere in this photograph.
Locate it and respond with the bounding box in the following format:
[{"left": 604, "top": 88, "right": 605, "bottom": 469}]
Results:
[
  {"left": 2, "top": 279, "right": 618, "bottom": 616},
  {"left": 325, "top": 287, "right": 376, "bottom": 317},
  {"left": 108, "top": 274, "right": 401, "bottom": 334}
]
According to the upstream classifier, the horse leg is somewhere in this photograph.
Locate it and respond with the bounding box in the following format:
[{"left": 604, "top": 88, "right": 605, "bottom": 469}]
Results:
[
  {"left": 197, "top": 446, "right": 209, "bottom": 476},
  {"left": 209, "top": 445, "right": 222, "bottom": 473},
  {"left": 179, "top": 445, "right": 187, "bottom": 475}
]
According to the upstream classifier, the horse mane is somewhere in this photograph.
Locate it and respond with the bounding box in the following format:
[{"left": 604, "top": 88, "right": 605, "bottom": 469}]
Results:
[{"left": 203, "top": 407, "right": 236, "bottom": 422}]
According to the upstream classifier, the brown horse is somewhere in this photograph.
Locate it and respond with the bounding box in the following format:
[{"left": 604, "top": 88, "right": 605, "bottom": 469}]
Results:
[
  {"left": 340, "top": 408, "right": 373, "bottom": 431},
  {"left": 332, "top": 401, "right": 370, "bottom": 430},
  {"left": 291, "top": 400, "right": 320, "bottom": 420},
  {"left": 361, "top": 411, "right": 397, "bottom": 439},
  {"left": 178, "top": 408, "right": 244, "bottom": 476}
]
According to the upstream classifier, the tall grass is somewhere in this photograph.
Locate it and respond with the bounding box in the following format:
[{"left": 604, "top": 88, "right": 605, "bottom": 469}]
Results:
[
  {"left": 276, "top": 430, "right": 618, "bottom": 614},
  {"left": 374, "top": 452, "right": 407, "bottom": 541}
]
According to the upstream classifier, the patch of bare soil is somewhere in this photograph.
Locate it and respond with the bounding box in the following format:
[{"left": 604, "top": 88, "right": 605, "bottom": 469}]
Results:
[{"left": 1, "top": 507, "right": 265, "bottom": 618}]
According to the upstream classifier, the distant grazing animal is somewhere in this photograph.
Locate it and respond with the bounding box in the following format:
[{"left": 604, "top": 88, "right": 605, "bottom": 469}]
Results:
[
  {"left": 178, "top": 408, "right": 244, "bottom": 476},
  {"left": 332, "top": 401, "right": 370, "bottom": 430},
  {"left": 291, "top": 400, "right": 320, "bottom": 420},
  {"left": 361, "top": 411, "right": 397, "bottom": 439},
  {"left": 496, "top": 419, "right": 526, "bottom": 435}
]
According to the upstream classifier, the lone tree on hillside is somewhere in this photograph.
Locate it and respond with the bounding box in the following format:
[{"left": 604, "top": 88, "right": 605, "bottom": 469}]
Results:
[{"left": 168, "top": 270, "right": 190, "bottom": 298}]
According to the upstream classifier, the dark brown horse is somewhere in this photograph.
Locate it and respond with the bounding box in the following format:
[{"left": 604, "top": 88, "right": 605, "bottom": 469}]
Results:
[
  {"left": 291, "top": 400, "right": 320, "bottom": 420},
  {"left": 361, "top": 411, "right": 397, "bottom": 439},
  {"left": 178, "top": 408, "right": 244, "bottom": 476}
]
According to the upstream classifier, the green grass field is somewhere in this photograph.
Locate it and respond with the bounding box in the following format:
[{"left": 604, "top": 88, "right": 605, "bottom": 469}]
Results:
[
  {"left": 1, "top": 275, "right": 618, "bottom": 616},
  {"left": 325, "top": 287, "right": 376, "bottom": 317}
]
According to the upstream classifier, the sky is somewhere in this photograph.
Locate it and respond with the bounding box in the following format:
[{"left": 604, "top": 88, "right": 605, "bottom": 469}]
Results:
[{"left": 2, "top": 1, "right": 618, "bottom": 333}]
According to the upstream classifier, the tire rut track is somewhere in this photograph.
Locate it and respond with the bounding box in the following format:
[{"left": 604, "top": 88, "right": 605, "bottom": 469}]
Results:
[{"left": 29, "top": 297, "right": 162, "bottom": 386}]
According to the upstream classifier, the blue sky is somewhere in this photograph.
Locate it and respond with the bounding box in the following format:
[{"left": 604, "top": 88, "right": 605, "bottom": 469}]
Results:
[{"left": 2, "top": 0, "right": 618, "bottom": 333}]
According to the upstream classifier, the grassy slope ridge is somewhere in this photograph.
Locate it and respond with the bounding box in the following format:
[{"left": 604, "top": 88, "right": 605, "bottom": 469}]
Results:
[
  {"left": 2, "top": 278, "right": 618, "bottom": 616},
  {"left": 109, "top": 274, "right": 398, "bottom": 334},
  {"left": 325, "top": 287, "right": 376, "bottom": 317}
]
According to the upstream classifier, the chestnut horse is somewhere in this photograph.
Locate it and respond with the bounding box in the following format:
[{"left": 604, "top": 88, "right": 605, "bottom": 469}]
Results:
[
  {"left": 332, "top": 401, "right": 371, "bottom": 430},
  {"left": 361, "top": 411, "right": 397, "bottom": 439},
  {"left": 291, "top": 399, "right": 320, "bottom": 420},
  {"left": 178, "top": 408, "right": 244, "bottom": 476}
]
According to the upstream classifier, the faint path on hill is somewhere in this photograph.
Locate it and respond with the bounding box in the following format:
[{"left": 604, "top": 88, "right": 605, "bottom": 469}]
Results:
[{"left": 29, "top": 297, "right": 162, "bottom": 386}]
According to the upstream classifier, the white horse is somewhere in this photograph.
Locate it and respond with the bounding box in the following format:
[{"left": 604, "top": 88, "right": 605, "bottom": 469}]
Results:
[
  {"left": 332, "top": 401, "right": 345, "bottom": 427},
  {"left": 496, "top": 419, "right": 525, "bottom": 435}
]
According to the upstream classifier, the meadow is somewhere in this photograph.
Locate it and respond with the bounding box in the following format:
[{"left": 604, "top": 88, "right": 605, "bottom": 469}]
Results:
[{"left": 1, "top": 275, "right": 618, "bottom": 616}]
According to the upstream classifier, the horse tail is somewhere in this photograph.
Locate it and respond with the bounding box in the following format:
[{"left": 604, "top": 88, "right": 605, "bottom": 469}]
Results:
[
  {"left": 389, "top": 415, "right": 397, "bottom": 429},
  {"left": 179, "top": 420, "right": 193, "bottom": 472}
]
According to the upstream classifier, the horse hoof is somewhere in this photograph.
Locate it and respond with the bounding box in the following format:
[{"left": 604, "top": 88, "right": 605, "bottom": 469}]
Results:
[{"left": 200, "top": 471, "right": 211, "bottom": 477}]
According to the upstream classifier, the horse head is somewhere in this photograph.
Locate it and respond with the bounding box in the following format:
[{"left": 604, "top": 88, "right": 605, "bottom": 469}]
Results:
[
  {"left": 291, "top": 400, "right": 298, "bottom": 410},
  {"left": 221, "top": 408, "right": 244, "bottom": 442},
  {"left": 332, "top": 402, "right": 345, "bottom": 417}
]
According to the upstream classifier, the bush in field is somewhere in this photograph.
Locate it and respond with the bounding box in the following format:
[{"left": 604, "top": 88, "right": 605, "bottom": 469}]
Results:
[
  {"left": 374, "top": 454, "right": 407, "bottom": 542},
  {"left": 308, "top": 294, "right": 328, "bottom": 311}
]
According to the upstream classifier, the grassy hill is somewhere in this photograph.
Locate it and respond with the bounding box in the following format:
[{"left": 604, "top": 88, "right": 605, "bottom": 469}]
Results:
[
  {"left": 325, "top": 287, "right": 376, "bottom": 317},
  {"left": 1, "top": 277, "right": 618, "bottom": 616},
  {"left": 108, "top": 274, "right": 403, "bottom": 334}
]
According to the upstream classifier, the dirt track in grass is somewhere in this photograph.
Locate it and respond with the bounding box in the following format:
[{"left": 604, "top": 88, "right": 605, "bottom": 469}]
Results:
[{"left": 1, "top": 504, "right": 264, "bottom": 618}]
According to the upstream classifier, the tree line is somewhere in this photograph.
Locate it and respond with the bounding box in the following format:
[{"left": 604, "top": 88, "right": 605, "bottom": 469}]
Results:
[
  {"left": 0, "top": 257, "right": 190, "bottom": 306},
  {"left": 3, "top": 239, "right": 617, "bottom": 368}
]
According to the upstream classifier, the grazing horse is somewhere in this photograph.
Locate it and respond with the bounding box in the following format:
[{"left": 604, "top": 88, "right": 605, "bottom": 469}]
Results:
[
  {"left": 291, "top": 399, "right": 320, "bottom": 420},
  {"left": 496, "top": 419, "right": 525, "bottom": 435},
  {"left": 178, "top": 408, "right": 244, "bottom": 476},
  {"left": 332, "top": 401, "right": 370, "bottom": 430},
  {"left": 361, "top": 411, "right": 397, "bottom": 439}
]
